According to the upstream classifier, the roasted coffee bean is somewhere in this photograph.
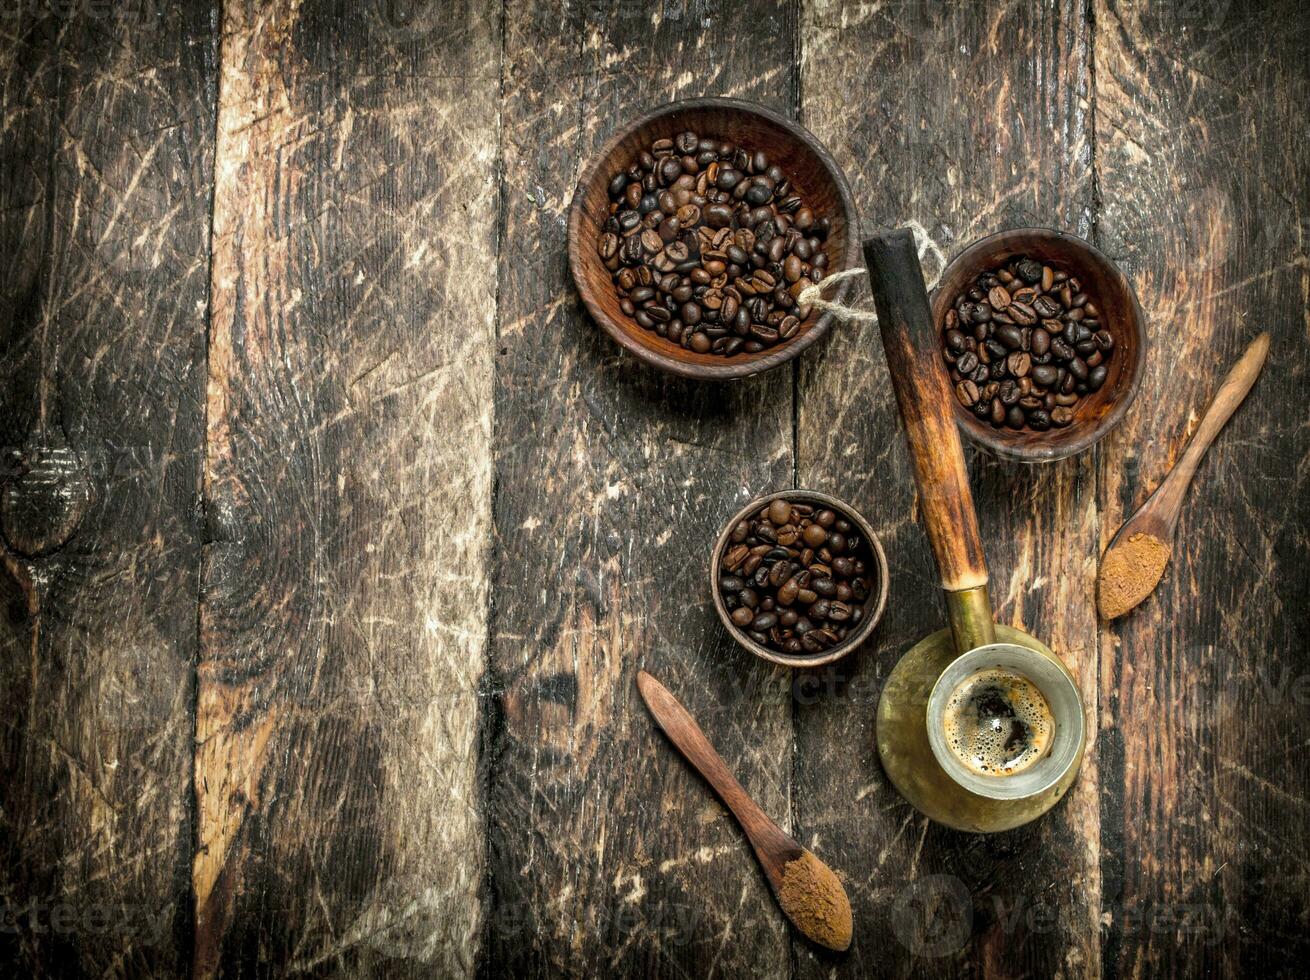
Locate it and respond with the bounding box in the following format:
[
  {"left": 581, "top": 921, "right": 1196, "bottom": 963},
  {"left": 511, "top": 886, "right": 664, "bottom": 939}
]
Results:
[
  {"left": 994, "top": 324, "right": 1023, "bottom": 350},
  {"left": 827, "top": 601, "right": 853, "bottom": 622},
  {"left": 1031, "top": 363, "right": 1060, "bottom": 389},
  {"left": 1008, "top": 301, "right": 1037, "bottom": 326},
  {"left": 1016, "top": 258, "right": 1043, "bottom": 284},
  {"left": 941, "top": 254, "right": 1114, "bottom": 432},
  {"left": 601, "top": 132, "right": 830, "bottom": 356},
  {"left": 800, "top": 523, "right": 827, "bottom": 548},
  {"left": 1030, "top": 327, "right": 1051, "bottom": 357},
  {"left": 640, "top": 229, "right": 663, "bottom": 255},
  {"left": 810, "top": 576, "right": 836, "bottom": 598},
  {"left": 718, "top": 497, "right": 877, "bottom": 655},
  {"left": 1033, "top": 295, "right": 1062, "bottom": 319}
]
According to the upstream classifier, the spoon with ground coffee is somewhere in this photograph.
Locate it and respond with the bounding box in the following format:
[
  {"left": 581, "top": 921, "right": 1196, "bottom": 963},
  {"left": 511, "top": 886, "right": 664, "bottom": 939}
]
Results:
[
  {"left": 1098, "top": 332, "right": 1269, "bottom": 619},
  {"left": 636, "top": 671, "right": 852, "bottom": 951}
]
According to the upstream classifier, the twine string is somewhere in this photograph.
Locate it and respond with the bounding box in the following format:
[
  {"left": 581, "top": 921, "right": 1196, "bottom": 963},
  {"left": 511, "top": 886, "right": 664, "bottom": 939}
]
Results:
[
  {"left": 797, "top": 268, "right": 878, "bottom": 322},
  {"left": 798, "top": 220, "right": 946, "bottom": 325}
]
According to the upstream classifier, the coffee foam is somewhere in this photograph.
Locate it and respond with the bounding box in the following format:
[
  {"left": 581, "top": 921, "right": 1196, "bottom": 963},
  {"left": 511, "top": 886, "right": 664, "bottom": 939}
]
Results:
[{"left": 942, "top": 667, "right": 1054, "bottom": 777}]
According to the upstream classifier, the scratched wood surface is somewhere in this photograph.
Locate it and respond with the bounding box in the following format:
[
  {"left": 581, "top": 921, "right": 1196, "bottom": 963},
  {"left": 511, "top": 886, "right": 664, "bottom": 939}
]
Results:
[
  {"left": 796, "top": 3, "right": 1104, "bottom": 976},
  {"left": 0, "top": 0, "right": 1306, "bottom": 978},
  {"left": 489, "top": 3, "right": 799, "bottom": 975},
  {"left": 197, "top": 0, "right": 497, "bottom": 975},
  {"left": 1093, "top": 1, "right": 1310, "bottom": 975},
  {"left": 0, "top": 2, "right": 216, "bottom": 976}
]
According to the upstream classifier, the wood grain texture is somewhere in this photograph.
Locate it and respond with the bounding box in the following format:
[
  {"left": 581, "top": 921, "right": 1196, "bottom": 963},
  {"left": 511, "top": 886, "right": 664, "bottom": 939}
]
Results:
[
  {"left": 488, "top": 1, "right": 800, "bottom": 975},
  {"left": 1094, "top": 0, "right": 1310, "bottom": 974},
  {"left": 796, "top": 1, "right": 1103, "bottom": 975},
  {"left": 197, "top": 0, "right": 498, "bottom": 974},
  {"left": 1, "top": 1, "right": 1307, "bottom": 976},
  {"left": 0, "top": 1, "right": 217, "bottom": 976}
]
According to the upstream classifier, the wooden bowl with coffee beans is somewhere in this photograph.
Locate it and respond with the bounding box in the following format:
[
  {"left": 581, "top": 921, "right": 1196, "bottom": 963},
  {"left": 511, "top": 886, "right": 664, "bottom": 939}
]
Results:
[
  {"left": 568, "top": 97, "right": 859, "bottom": 380},
  {"left": 711, "top": 490, "right": 889, "bottom": 668},
  {"left": 932, "top": 228, "right": 1146, "bottom": 462}
]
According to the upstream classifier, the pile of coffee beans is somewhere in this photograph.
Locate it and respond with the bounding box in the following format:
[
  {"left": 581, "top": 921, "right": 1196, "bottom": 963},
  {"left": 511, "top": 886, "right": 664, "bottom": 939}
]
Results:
[
  {"left": 597, "top": 131, "right": 831, "bottom": 356},
  {"left": 941, "top": 256, "right": 1114, "bottom": 431},
  {"left": 718, "top": 498, "right": 875, "bottom": 656}
]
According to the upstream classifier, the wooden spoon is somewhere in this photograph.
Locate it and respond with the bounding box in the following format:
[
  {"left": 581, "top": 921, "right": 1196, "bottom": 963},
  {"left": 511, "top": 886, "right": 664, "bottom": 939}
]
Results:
[
  {"left": 636, "top": 670, "right": 852, "bottom": 951},
  {"left": 1098, "top": 332, "right": 1269, "bottom": 619}
]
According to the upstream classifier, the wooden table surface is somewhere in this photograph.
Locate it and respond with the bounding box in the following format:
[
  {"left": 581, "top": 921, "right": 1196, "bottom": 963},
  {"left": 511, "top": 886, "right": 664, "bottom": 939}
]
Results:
[{"left": 2, "top": 1, "right": 1306, "bottom": 977}]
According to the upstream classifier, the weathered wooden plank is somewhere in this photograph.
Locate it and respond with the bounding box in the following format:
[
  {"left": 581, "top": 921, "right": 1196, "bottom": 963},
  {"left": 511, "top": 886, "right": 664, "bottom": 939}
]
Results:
[
  {"left": 197, "top": 1, "right": 499, "bottom": 975},
  {"left": 0, "top": 1, "right": 217, "bottom": 975},
  {"left": 488, "top": 1, "right": 802, "bottom": 974},
  {"left": 1094, "top": 1, "right": 1310, "bottom": 975},
  {"left": 796, "top": 1, "right": 1101, "bottom": 975}
]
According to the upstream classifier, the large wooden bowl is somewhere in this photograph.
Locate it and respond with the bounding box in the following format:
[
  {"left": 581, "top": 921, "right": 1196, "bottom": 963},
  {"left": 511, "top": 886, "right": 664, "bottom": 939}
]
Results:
[
  {"left": 568, "top": 98, "right": 859, "bottom": 380},
  {"left": 931, "top": 228, "right": 1147, "bottom": 462}
]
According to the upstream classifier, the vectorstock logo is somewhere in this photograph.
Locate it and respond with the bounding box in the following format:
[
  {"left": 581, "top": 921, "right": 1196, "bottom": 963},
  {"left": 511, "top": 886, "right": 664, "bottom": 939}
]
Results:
[
  {"left": 1254, "top": 664, "right": 1310, "bottom": 706},
  {"left": 890, "top": 874, "right": 973, "bottom": 957},
  {"left": 1186, "top": 644, "right": 1310, "bottom": 707},
  {"left": 889, "top": 874, "right": 1227, "bottom": 956},
  {"left": 1, "top": 899, "right": 173, "bottom": 946},
  {"left": 490, "top": 895, "right": 705, "bottom": 949}
]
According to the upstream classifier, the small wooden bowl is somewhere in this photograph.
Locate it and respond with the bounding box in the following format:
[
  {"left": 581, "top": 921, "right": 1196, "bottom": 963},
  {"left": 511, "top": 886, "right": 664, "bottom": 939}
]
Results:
[
  {"left": 931, "top": 228, "right": 1147, "bottom": 462},
  {"left": 710, "top": 490, "right": 889, "bottom": 668},
  {"left": 568, "top": 97, "right": 859, "bottom": 380}
]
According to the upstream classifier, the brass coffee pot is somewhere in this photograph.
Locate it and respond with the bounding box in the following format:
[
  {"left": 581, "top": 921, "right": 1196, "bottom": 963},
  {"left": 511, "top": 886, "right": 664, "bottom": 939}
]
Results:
[{"left": 864, "top": 229, "right": 1087, "bottom": 832}]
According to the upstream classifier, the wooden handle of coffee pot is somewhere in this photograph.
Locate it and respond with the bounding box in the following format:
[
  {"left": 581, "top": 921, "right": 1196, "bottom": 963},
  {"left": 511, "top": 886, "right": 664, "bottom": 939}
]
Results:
[{"left": 864, "top": 230, "right": 992, "bottom": 620}]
